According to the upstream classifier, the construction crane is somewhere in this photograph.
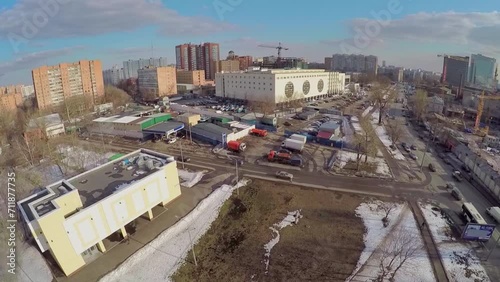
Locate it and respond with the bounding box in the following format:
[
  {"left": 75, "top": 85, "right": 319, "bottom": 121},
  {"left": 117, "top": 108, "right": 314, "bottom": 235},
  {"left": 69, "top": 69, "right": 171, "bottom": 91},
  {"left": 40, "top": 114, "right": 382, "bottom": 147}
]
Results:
[
  {"left": 474, "top": 91, "right": 500, "bottom": 136},
  {"left": 258, "top": 42, "right": 289, "bottom": 62}
]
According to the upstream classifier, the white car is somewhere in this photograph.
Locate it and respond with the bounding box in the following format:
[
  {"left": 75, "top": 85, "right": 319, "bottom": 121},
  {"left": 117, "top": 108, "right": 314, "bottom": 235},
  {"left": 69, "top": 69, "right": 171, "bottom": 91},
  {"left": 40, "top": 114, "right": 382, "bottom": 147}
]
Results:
[
  {"left": 166, "top": 138, "right": 177, "bottom": 144},
  {"left": 276, "top": 171, "right": 293, "bottom": 181}
]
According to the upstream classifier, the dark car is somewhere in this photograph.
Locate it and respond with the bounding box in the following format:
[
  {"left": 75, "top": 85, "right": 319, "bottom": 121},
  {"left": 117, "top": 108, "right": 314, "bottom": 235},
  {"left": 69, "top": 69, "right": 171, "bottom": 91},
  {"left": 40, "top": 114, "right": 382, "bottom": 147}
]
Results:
[
  {"left": 428, "top": 163, "right": 436, "bottom": 172},
  {"left": 438, "top": 153, "right": 446, "bottom": 159},
  {"left": 461, "top": 164, "right": 471, "bottom": 173},
  {"left": 443, "top": 158, "right": 452, "bottom": 165},
  {"left": 177, "top": 156, "right": 191, "bottom": 162},
  {"left": 410, "top": 144, "right": 417, "bottom": 150},
  {"left": 283, "top": 121, "right": 292, "bottom": 126}
]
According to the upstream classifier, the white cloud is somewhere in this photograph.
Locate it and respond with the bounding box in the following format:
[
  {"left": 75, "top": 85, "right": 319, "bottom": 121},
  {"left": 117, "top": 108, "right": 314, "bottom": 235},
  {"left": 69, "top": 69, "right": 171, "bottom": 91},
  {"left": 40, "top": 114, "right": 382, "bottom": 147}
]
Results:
[
  {"left": 345, "top": 11, "right": 500, "bottom": 50},
  {"left": 0, "top": 0, "right": 235, "bottom": 42},
  {"left": 0, "top": 46, "right": 85, "bottom": 77}
]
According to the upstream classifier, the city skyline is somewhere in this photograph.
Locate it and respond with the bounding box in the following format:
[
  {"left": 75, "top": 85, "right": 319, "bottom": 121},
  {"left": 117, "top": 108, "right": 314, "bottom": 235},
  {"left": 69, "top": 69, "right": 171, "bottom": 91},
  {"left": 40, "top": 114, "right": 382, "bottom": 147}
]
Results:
[{"left": 0, "top": 0, "right": 499, "bottom": 84}]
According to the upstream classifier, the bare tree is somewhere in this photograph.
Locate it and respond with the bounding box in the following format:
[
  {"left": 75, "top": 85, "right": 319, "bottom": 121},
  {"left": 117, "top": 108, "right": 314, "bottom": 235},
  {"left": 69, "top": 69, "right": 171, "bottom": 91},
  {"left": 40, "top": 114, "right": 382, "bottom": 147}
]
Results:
[
  {"left": 14, "top": 135, "right": 40, "bottom": 166},
  {"left": 377, "top": 202, "right": 398, "bottom": 227},
  {"left": 371, "top": 82, "right": 397, "bottom": 125},
  {"left": 247, "top": 97, "right": 276, "bottom": 121},
  {"left": 377, "top": 226, "right": 424, "bottom": 281},
  {"left": 386, "top": 120, "right": 405, "bottom": 146},
  {"left": 359, "top": 116, "right": 377, "bottom": 163},
  {"left": 104, "top": 85, "right": 133, "bottom": 108},
  {"left": 412, "top": 89, "right": 428, "bottom": 122}
]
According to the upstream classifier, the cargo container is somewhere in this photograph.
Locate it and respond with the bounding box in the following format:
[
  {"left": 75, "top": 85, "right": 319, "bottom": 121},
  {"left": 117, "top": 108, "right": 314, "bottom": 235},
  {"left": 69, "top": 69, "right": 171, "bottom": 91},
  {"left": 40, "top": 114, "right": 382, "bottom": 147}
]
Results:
[
  {"left": 261, "top": 116, "right": 277, "bottom": 126},
  {"left": 227, "top": 140, "right": 246, "bottom": 152},
  {"left": 250, "top": 128, "right": 268, "bottom": 137},
  {"left": 289, "top": 134, "right": 307, "bottom": 144},
  {"left": 281, "top": 139, "right": 304, "bottom": 152}
]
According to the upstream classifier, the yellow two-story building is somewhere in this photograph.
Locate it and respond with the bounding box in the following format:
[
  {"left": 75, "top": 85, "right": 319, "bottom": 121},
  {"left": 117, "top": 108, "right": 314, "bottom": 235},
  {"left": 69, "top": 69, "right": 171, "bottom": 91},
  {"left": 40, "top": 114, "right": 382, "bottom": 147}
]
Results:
[{"left": 17, "top": 149, "right": 182, "bottom": 276}]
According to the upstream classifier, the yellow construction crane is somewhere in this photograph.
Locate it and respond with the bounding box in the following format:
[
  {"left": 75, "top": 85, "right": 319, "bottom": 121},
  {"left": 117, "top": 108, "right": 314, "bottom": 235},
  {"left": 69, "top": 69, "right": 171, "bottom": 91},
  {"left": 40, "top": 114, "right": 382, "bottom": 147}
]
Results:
[{"left": 474, "top": 91, "right": 500, "bottom": 136}]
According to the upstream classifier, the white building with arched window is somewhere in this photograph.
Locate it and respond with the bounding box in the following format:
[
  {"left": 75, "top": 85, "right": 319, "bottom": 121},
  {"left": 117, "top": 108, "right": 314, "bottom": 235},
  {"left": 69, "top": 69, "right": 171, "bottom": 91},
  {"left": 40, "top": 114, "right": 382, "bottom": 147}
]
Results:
[{"left": 215, "top": 68, "right": 345, "bottom": 104}]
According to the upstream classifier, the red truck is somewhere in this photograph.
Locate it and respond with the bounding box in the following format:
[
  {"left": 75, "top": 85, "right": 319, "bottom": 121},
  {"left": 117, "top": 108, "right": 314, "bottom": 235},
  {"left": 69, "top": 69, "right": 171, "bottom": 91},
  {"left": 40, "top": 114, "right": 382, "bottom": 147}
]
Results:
[
  {"left": 250, "top": 128, "right": 268, "bottom": 137},
  {"left": 267, "top": 150, "right": 291, "bottom": 162},
  {"left": 227, "top": 140, "right": 247, "bottom": 152}
]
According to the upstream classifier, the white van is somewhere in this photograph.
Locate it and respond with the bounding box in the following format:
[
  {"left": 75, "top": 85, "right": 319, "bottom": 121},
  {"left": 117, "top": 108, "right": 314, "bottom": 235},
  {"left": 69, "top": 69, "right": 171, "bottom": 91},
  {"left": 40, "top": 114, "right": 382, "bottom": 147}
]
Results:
[{"left": 486, "top": 207, "right": 500, "bottom": 223}]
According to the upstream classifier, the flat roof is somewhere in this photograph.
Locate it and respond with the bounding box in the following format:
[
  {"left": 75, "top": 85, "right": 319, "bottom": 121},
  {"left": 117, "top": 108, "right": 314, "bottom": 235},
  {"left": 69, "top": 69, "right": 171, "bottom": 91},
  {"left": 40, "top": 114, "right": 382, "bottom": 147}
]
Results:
[
  {"left": 113, "top": 116, "right": 141, "bottom": 124},
  {"left": 142, "top": 121, "right": 184, "bottom": 134},
  {"left": 18, "top": 149, "right": 176, "bottom": 220}
]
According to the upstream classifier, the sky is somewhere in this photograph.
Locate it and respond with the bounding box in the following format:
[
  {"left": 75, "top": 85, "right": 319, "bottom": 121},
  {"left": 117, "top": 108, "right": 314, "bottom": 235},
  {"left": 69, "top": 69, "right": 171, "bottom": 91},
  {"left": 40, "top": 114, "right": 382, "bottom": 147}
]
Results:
[{"left": 0, "top": 0, "right": 499, "bottom": 85}]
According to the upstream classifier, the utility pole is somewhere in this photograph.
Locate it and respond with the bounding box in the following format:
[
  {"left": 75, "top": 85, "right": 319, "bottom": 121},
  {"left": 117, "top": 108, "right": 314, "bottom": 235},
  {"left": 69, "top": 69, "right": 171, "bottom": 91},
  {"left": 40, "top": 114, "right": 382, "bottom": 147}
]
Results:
[
  {"left": 188, "top": 229, "right": 198, "bottom": 267},
  {"left": 235, "top": 160, "right": 239, "bottom": 196},
  {"left": 179, "top": 137, "right": 185, "bottom": 169},
  {"left": 485, "top": 231, "right": 500, "bottom": 261}
]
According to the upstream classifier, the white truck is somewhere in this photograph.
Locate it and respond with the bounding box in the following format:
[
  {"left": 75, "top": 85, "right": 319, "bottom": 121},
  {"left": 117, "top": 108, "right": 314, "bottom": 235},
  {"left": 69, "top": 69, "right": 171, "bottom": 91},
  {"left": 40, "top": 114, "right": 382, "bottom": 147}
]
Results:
[
  {"left": 281, "top": 139, "right": 304, "bottom": 152},
  {"left": 486, "top": 207, "right": 500, "bottom": 223},
  {"left": 289, "top": 134, "right": 307, "bottom": 145}
]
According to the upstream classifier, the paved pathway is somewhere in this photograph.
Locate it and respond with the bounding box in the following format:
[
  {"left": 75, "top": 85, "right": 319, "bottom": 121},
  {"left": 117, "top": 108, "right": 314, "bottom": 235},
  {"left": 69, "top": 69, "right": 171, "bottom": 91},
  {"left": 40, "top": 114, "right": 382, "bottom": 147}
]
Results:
[{"left": 408, "top": 201, "right": 449, "bottom": 282}]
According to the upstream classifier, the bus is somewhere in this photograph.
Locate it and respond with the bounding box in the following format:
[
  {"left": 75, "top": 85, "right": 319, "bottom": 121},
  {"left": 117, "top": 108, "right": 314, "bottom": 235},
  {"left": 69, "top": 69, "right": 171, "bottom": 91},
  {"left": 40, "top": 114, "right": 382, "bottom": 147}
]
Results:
[{"left": 462, "top": 202, "right": 487, "bottom": 225}]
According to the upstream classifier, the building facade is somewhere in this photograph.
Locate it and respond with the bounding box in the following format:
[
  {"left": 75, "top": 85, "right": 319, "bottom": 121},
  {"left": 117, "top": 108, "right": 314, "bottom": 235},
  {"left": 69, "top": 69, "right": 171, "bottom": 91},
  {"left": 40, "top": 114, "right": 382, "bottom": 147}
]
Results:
[
  {"left": 137, "top": 66, "right": 177, "bottom": 100},
  {"left": 441, "top": 55, "right": 469, "bottom": 87},
  {"left": 324, "top": 57, "right": 333, "bottom": 70},
  {"left": 238, "top": 56, "right": 253, "bottom": 71},
  {"left": 122, "top": 58, "right": 168, "bottom": 79},
  {"left": 215, "top": 69, "right": 345, "bottom": 104},
  {"left": 175, "top": 43, "right": 220, "bottom": 80},
  {"left": 214, "top": 60, "right": 240, "bottom": 74},
  {"left": 32, "top": 60, "right": 104, "bottom": 109},
  {"left": 17, "top": 149, "right": 182, "bottom": 276},
  {"left": 331, "top": 54, "right": 378, "bottom": 75},
  {"left": 0, "top": 85, "right": 23, "bottom": 111},
  {"left": 24, "top": 113, "right": 65, "bottom": 141},
  {"left": 468, "top": 54, "right": 496, "bottom": 89},
  {"left": 176, "top": 70, "right": 206, "bottom": 86},
  {"left": 103, "top": 66, "right": 124, "bottom": 86}
]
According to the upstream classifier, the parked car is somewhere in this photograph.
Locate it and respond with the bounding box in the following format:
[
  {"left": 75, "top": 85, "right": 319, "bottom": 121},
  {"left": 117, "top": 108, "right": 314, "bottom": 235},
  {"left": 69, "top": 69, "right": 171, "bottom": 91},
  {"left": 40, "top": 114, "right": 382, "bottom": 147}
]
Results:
[
  {"left": 401, "top": 142, "right": 407, "bottom": 148},
  {"left": 276, "top": 171, "right": 293, "bottom": 181},
  {"left": 461, "top": 164, "right": 471, "bottom": 173},
  {"left": 438, "top": 153, "right": 446, "bottom": 159},
  {"left": 389, "top": 144, "right": 396, "bottom": 151},
  {"left": 409, "top": 152, "right": 418, "bottom": 160},
  {"left": 404, "top": 146, "right": 411, "bottom": 153},
  {"left": 428, "top": 163, "right": 436, "bottom": 172},
  {"left": 283, "top": 121, "right": 292, "bottom": 126},
  {"left": 452, "top": 170, "right": 462, "bottom": 182},
  {"left": 177, "top": 156, "right": 191, "bottom": 162},
  {"left": 450, "top": 186, "right": 464, "bottom": 201},
  {"left": 443, "top": 158, "right": 452, "bottom": 165},
  {"left": 410, "top": 144, "right": 417, "bottom": 150}
]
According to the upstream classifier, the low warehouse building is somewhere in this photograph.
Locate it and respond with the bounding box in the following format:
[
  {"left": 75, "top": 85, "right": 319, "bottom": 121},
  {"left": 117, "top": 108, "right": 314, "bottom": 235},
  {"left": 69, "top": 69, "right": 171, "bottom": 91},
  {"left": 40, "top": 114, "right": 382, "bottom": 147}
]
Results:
[
  {"left": 176, "top": 113, "right": 201, "bottom": 126},
  {"left": 90, "top": 113, "right": 172, "bottom": 139},
  {"left": 190, "top": 123, "right": 233, "bottom": 145},
  {"left": 24, "top": 113, "right": 65, "bottom": 141},
  {"left": 17, "top": 149, "right": 182, "bottom": 276},
  {"left": 142, "top": 121, "right": 185, "bottom": 139}
]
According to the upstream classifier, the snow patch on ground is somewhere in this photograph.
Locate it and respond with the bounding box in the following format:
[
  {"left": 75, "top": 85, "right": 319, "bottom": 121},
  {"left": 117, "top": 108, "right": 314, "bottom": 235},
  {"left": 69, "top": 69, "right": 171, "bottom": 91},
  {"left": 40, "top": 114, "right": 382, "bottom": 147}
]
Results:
[
  {"left": 349, "top": 202, "right": 436, "bottom": 282},
  {"left": 336, "top": 151, "right": 392, "bottom": 178},
  {"left": 362, "top": 106, "right": 373, "bottom": 117},
  {"left": 370, "top": 111, "right": 406, "bottom": 161},
  {"left": 57, "top": 145, "right": 115, "bottom": 171},
  {"left": 99, "top": 179, "right": 250, "bottom": 282},
  {"left": 16, "top": 242, "right": 53, "bottom": 282},
  {"left": 263, "top": 210, "right": 302, "bottom": 273},
  {"left": 419, "top": 203, "right": 491, "bottom": 282},
  {"left": 178, "top": 169, "right": 206, "bottom": 188}
]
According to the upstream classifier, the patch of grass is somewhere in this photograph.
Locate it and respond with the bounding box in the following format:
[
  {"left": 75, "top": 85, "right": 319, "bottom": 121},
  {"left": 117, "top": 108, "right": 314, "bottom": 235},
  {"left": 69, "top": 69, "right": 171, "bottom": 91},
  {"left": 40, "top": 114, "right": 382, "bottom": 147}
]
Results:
[{"left": 172, "top": 179, "right": 365, "bottom": 282}]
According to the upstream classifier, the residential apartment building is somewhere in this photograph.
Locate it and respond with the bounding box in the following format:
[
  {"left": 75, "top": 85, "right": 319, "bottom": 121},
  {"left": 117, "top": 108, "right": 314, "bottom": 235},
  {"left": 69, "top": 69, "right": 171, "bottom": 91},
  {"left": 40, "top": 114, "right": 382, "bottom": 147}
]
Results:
[
  {"left": 21, "top": 85, "right": 35, "bottom": 99},
  {"left": 331, "top": 54, "right": 378, "bottom": 75},
  {"left": 213, "top": 59, "right": 240, "bottom": 75},
  {"left": 379, "top": 67, "right": 404, "bottom": 82},
  {"left": 17, "top": 149, "right": 182, "bottom": 276},
  {"left": 176, "top": 70, "right": 206, "bottom": 86},
  {"left": 238, "top": 56, "right": 253, "bottom": 71},
  {"left": 32, "top": 60, "right": 104, "bottom": 109},
  {"left": 122, "top": 57, "right": 168, "bottom": 79},
  {"left": 175, "top": 43, "right": 220, "bottom": 80},
  {"left": 103, "top": 66, "right": 124, "bottom": 86},
  {"left": 137, "top": 66, "right": 177, "bottom": 101},
  {"left": 0, "top": 85, "right": 23, "bottom": 111},
  {"left": 324, "top": 57, "right": 333, "bottom": 70}
]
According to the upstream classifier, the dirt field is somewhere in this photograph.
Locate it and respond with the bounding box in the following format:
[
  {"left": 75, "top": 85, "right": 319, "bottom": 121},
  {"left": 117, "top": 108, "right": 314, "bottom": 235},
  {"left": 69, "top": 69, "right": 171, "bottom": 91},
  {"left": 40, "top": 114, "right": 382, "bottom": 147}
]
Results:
[{"left": 172, "top": 179, "right": 366, "bottom": 282}]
